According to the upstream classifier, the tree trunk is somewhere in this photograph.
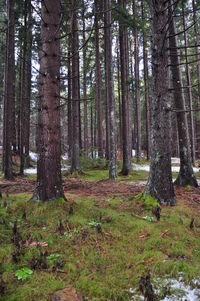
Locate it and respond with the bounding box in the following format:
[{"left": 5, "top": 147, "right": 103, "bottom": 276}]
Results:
[
  {"left": 141, "top": 0, "right": 150, "bottom": 160},
  {"left": 67, "top": 35, "right": 72, "bottom": 157},
  {"left": 145, "top": 0, "right": 176, "bottom": 205},
  {"left": 31, "top": 0, "right": 65, "bottom": 201},
  {"left": 168, "top": 1, "right": 198, "bottom": 187},
  {"left": 82, "top": 11, "right": 88, "bottom": 155},
  {"left": 71, "top": 0, "right": 80, "bottom": 173},
  {"left": 24, "top": 0, "right": 32, "bottom": 167},
  {"left": 133, "top": 0, "right": 141, "bottom": 162},
  {"left": 95, "top": 0, "right": 103, "bottom": 157},
  {"left": 182, "top": 2, "right": 195, "bottom": 164},
  {"left": 104, "top": 0, "right": 117, "bottom": 179},
  {"left": 3, "top": 0, "right": 15, "bottom": 179},
  {"left": 20, "top": 0, "right": 28, "bottom": 175},
  {"left": 118, "top": 0, "right": 131, "bottom": 175}
]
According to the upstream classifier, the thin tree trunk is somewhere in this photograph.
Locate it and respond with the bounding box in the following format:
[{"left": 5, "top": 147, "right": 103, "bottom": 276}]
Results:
[
  {"left": 168, "top": 1, "right": 198, "bottom": 187},
  {"left": 3, "top": 0, "right": 15, "bottom": 179},
  {"left": 145, "top": 0, "right": 176, "bottom": 205},
  {"left": 95, "top": 0, "right": 103, "bottom": 157},
  {"left": 20, "top": 0, "right": 28, "bottom": 175},
  {"left": 67, "top": 35, "right": 72, "bottom": 157},
  {"left": 182, "top": 2, "right": 195, "bottom": 164},
  {"left": 31, "top": 0, "right": 65, "bottom": 201},
  {"left": 71, "top": 0, "right": 80, "bottom": 172},
  {"left": 104, "top": 0, "right": 117, "bottom": 179},
  {"left": 118, "top": 0, "right": 131, "bottom": 175},
  {"left": 24, "top": 0, "right": 32, "bottom": 167},
  {"left": 141, "top": 0, "right": 150, "bottom": 160},
  {"left": 82, "top": 11, "right": 88, "bottom": 155},
  {"left": 133, "top": 0, "right": 141, "bottom": 162}
]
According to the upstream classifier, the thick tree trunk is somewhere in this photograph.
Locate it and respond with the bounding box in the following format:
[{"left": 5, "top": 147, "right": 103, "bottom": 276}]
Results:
[
  {"left": 141, "top": 0, "right": 150, "bottom": 160},
  {"left": 95, "top": 0, "right": 103, "bottom": 158},
  {"left": 3, "top": 0, "right": 15, "bottom": 179},
  {"left": 118, "top": 0, "right": 131, "bottom": 175},
  {"left": 168, "top": 1, "right": 198, "bottom": 187},
  {"left": 71, "top": 0, "right": 80, "bottom": 172},
  {"left": 31, "top": 0, "right": 65, "bottom": 201},
  {"left": 104, "top": 0, "right": 117, "bottom": 179},
  {"left": 145, "top": 0, "right": 176, "bottom": 205}
]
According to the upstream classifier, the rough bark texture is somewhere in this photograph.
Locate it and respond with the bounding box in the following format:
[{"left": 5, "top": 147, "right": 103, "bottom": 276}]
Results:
[
  {"left": 104, "top": 0, "right": 117, "bottom": 179},
  {"left": 82, "top": 12, "right": 88, "bottom": 155},
  {"left": 20, "top": 0, "right": 28, "bottom": 175},
  {"left": 67, "top": 35, "right": 72, "bottom": 156},
  {"left": 133, "top": 0, "right": 141, "bottom": 162},
  {"left": 141, "top": 0, "right": 150, "bottom": 160},
  {"left": 71, "top": 0, "right": 80, "bottom": 172},
  {"left": 24, "top": 0, "right": 32, "bottom": 167},
  {"left": 95, "top": 0, "right": 103, "bottom": 158},
  {"left": 118, "top": 0, "right": 131, "bottom": 175},
  {"left": 3, "top": 0, "right": 15, "bottom": 179},
  {"left": 31, "top": 0, "right": 65, "bottom": 201},
  {"left": 168, "top": 1, "right": 198, "bottom": 187},
  {"left": 182, "top": 3, "right": 195, "bottom": 164},
  {"left": 104, "top": 0, "right": 110, "bottom": 161},
  {"left": 145, "top": 0, "right": 176, "bottom": 205}
]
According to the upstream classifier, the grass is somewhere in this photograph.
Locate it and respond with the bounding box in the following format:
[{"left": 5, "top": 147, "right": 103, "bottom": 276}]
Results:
[{"left": 1, "top": 187, "right": 200, "bottom": 301}]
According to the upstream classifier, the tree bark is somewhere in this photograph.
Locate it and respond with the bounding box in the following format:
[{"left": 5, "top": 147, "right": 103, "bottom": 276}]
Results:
[
  {"left": 95, "top": 0, "right": 103, "bottom": 158},
  {"left": 141, "top": 0, "right": 150, "bottom": 160},
  {"left": 118, "top": 0, "right": 131, "bottom": 175},
  {"left": 168, "top": 1, "right": 198, "bottom": 187},
  {"left": 3, "top": 0, "right": 15, "bottom": 179},
  {"left": 31, "top": 0, "right": 65, "bottom": 201},
  {"left": 71, "top": 0, "right": 80, "bottom": 172},
  {"left": 67, "top": 35, "right": 72, "bottom": 157},
  {"left": 104, "top": 0, "right": 117, "bottom": 179},
  {"left": 145, "top": 0, "right": 176, "bottom": 205},
  {"left": 182, "top": 2, "right": 195, "bottom": 164},
  {"left": 133, "top": 0, "right": 141, "bottom": 162}
]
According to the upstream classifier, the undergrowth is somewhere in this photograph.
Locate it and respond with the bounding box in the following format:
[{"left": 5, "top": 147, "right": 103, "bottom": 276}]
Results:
[{"left": 1, "top": 190, "right": 200, "bottom": 300}]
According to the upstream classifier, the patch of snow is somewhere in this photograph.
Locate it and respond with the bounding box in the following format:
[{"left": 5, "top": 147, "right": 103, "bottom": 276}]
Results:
[
  {"left": 171, "top": 157, "right": 180, "bottom": 164},
  {"left": 132, "top": 163, "right": 199, "bottom": 174},
  {"left": 129, "top": 276, "right": 200, "bottom": 301},
  {"left": 24, "top": 167, "right": 37, "bottom": 174},
  {"left": 62, "top": 153, "right": 68, "bottom": 161},
  {"left": 29, "top": 151, "right": 38, "bottom": 162},
  {"left": 132, "top": 149, "right": 136, "bottom": 157}
]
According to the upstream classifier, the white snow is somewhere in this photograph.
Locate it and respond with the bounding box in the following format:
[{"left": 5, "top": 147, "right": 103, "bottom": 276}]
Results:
[
  {"left": 171, "top": 157, "right": 180, "bottom": 164},
  {"left": 24, "top": 167, "right": 37, "bottom": 174},
  {"left": 129, "top": 276, "right": 200, "bottom": 301},
  {"left": 132, "top": 163, "right": 199, "bottom": 173},
  {"left": 62, "top": 153, "right": 68, "bottom": 161},
  {"left": 29, "top": 151, "right": 38, "bottom": 162}
]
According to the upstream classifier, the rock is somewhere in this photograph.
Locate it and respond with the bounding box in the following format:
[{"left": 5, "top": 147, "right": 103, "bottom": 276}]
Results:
[{"left": 52, "top": 287, "right": 83, "bottom": 301}]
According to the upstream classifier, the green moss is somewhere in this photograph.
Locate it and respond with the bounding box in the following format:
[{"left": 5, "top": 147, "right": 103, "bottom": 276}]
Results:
[
  {"left": 1, "top": 189, "right": 200, "bottom": 300},
  {"left": 136, "top": 192, "right": 159, "bottom": 208}
]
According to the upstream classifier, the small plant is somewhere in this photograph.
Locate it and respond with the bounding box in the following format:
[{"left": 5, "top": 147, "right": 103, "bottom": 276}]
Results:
[
  {"left": 15, "top": 268, "right": 33, "bottom": 281},
  {"left": 46, "top": 253, "right": 60, "bottom": 262},
  {"left": 88, "top": 221, "right": 101, "bottom": 227}
]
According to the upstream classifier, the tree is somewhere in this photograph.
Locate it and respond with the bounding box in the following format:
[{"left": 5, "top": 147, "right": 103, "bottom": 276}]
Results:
[
  {"left": 31, "top": 0, "right": 65, "bottom": 201},
  {"left": 71, "top": 0, "right": 81, "bottom": 173},
  {"left": 3, "top": 0, "right": 15, "bottom": 179},
  {"left": 168, "top": 0, "right": 198, "bottom": 187},
  {"left": 145, "top": 0, "right": 176, "bottom": 205},
  {"left": 94, "top": 0, "right": 103, "bottom": 158},
  {"left": 104, "top": 0, "right": 117, "bottom": 179},
  {"left": 118, "top": 0, "right": 131, "bottom": 175}
]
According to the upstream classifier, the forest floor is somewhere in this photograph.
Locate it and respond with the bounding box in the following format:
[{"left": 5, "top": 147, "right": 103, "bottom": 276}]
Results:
[{"left": 1, "top": 156, "right": 200, "bottom": 300}]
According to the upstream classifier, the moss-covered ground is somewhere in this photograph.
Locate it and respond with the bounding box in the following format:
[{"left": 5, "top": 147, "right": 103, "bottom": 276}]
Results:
[{"left": 1, "top": 158, "right": 200, "bottom": 300}]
